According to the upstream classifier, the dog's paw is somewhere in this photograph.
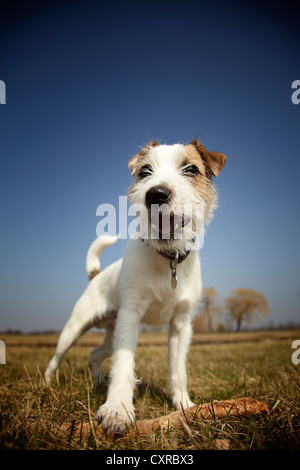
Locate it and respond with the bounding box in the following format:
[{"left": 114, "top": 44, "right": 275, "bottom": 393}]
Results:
[
  {"left": 90, "top": 362, "right": 105, "bottom": 386},
  {"left": 95, "top": 402, "right": 135, "bottom": 434},
  {"left": 172, "top": 393, "right": 195, "bottom": 410},
  {"left": 44, "top": 367, "right": 55, "bottom": 385}
]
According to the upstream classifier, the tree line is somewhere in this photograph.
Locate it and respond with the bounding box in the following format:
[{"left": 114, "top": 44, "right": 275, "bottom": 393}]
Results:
[{"left": 193, "top": 287, "right": 271, "bottom": 333}]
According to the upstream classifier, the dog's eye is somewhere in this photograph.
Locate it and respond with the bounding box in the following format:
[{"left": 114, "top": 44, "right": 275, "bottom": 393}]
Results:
[
  {"left": 138, "top": 165, "right": 153, "bottom": 178},
  {"left": 182, "top": 164, "right": 199, "bottom": 176}
]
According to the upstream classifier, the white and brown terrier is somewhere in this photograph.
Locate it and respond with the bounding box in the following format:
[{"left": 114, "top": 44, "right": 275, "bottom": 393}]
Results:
[{"left": 45, "top": 139, "right": 226, "bottom": 433}]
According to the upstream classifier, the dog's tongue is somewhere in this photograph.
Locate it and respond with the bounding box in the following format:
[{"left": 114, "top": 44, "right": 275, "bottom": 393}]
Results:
[{"left": 153, "top": 212, "right": 175, "bottom": 234}]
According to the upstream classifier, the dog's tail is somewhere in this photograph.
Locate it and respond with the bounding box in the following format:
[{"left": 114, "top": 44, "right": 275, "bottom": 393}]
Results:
[{"left": 86, "top": 234, "right": 119, "bottom": 280}]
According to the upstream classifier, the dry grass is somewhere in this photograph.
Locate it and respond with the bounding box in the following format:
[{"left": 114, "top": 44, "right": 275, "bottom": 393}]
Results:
[{"left": 0, "top": 330, "right": 299, "bottom": 450}]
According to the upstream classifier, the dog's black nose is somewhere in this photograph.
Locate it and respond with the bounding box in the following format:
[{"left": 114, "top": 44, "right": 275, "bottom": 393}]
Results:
[{"left": 145, "top": 185, "right": 172, "bottom": 207}]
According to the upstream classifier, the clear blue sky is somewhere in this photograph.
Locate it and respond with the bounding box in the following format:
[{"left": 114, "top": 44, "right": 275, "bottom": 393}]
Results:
[{"left": 0, "top": 0, "right": 299, "bottom": 332}]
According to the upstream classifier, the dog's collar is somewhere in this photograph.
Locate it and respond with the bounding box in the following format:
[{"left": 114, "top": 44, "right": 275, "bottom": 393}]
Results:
[
  {"left": 140, "top": 238, "right": 191, "bottom": 264},
  {"left": 157, "top": 249, "right": 191, "bottom": 291},
  {"left": 140, "top": 239, "right": 194, "bottom": 290},
  {"left": 156, "top": 248, "right": 190, "bottom": 264}
]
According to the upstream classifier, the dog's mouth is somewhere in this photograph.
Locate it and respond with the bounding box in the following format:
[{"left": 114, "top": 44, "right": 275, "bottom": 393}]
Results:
[{"left": 150, "top": 211, "right": 191, "bottom": 239}]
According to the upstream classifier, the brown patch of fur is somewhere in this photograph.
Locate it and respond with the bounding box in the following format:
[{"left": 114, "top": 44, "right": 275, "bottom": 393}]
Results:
[
  {"left": 182, "top": 144, "right": 217, "bottom": 222},
  {"left": 89, "top": 268, "right": 100, "bottom": 281},
  {"left": 128, "top": 140, "right": 160, "bottom": 176},
  {"left": 182, "top": 144, "right": 207, "bottom": 176},
  {"left": 140, "top": 140, "right": 160, "bottom": 157},
  {"left": 190, "top": 139, "right": 226, "bottom": 178}
]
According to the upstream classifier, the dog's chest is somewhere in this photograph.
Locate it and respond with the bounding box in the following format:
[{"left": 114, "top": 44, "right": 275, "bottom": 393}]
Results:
[{"left": 142, "top": 299, "right": 176, "bottom": 326}]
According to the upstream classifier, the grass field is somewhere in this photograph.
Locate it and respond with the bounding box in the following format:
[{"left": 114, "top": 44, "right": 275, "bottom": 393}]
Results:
[{"left": 0, "top": 330, "right": 299, "bottom": 450}]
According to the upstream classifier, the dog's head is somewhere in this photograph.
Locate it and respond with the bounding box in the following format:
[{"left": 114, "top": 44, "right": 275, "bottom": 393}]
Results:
[{"left": 127, "top": 140, "right": 226, "bottom": 254}]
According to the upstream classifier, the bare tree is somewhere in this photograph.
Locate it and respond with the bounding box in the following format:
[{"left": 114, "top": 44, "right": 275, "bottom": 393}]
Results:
[
  {"left": 225, "top": 288, "right": 270, "bottom": 332},
  {"left": 194, "top": 287, "right": 221, "bottom": 332}
]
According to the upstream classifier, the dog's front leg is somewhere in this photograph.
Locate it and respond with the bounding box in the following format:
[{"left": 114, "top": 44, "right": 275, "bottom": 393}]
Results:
[
  {"left": 168, "top": 312, "right": 195, "bottom": 410},
  {"left": 95, "top": 304, "right": 143, "bottom": 433}
]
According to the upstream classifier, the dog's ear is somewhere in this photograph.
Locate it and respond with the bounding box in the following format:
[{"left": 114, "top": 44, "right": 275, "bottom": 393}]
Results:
[
  {"left": 128, "top": 152, "right": 140, "bottom": 176},
  {"left": 205, "top": 151, "right": 227, "bottom": 177},
  {"left": 128, "top": 141, "right": 160, "bottom": 177},
  {"left": 191, "top": 140, "right": 227, "bottom": 178}
]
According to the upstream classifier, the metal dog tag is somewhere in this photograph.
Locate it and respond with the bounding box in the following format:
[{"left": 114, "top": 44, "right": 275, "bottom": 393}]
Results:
[
  {"left": 170, "top": 253, "right": 179, "bottom": 290},
  {"left": 171, "top": 267, "right": 177, "bottom": 290}
]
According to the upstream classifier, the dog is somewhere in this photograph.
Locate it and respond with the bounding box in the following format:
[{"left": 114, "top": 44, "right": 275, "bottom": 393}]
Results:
[{"left": 45, "top": 139, "right": 226, "bottom": 433}]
